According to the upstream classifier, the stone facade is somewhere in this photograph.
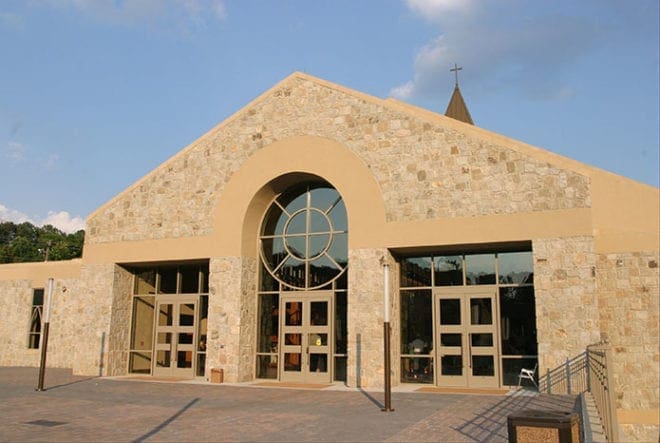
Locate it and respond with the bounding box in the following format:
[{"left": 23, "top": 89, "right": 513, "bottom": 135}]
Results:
[
  {"left": 0, "top": 73, "right": 657, "bottom": 441},
  {"left": 86, "top": 76, "right": 590, "bottom": 244},
  {"left": 596, "top": 251, "right": 659, "bottom": 442},
  {"left": 532, "top": 236, "right": 600, "bottom": 373}
]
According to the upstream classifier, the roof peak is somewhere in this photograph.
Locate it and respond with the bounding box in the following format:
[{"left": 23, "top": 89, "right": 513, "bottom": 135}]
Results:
[{"left": 444, "top": 84, "right": 474, "bottom": 125}]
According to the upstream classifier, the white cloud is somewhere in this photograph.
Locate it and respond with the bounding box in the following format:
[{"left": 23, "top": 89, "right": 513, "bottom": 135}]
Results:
[
  {"left": 406, "top": 0, "right": 474, "bottom": 21},
  {"left": 0, "top": 203, "right": 85, "bottom": 234},
  {"left": 42, "top": 211, "right": 86, "bottom": 233},
  {"left": 0, "top": 203, "right": 34, "bottom": 225},
  {"left": 393, "top": 1, "right": 604, "bottom": 102}
]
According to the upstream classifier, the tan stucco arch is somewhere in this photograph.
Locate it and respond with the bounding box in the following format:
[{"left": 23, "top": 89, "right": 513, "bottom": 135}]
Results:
[{"left": 210, "top": 135, "right": 387, "bottom": 257}]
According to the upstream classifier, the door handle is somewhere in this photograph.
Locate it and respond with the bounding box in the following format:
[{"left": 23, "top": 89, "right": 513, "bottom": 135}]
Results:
[{"left": 467, "top": 333, "right": 472, "bottom": 368}]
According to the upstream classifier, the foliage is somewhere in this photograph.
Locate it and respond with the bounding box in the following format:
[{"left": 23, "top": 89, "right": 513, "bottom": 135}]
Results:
[{"left": 0, "top": 221, "right": 84, "bottom": 264}]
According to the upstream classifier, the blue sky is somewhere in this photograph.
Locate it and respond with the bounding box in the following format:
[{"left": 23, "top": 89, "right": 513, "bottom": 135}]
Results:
[{"left": 1, "top": 0, "right": 658, "bottom": 233}]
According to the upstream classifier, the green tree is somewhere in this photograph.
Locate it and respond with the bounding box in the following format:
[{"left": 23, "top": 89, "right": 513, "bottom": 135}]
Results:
[{"left": 0, "top": 221, "right": 85, "bottom": 264}]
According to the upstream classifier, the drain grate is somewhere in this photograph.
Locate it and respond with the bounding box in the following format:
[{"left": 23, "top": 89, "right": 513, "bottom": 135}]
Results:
[{"left": 25, "top": 419, "right": 67, "bottom": 427}]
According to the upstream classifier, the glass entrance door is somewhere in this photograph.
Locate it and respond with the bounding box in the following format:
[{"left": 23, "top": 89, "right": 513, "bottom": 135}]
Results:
[
  {"left": 280, "top": 293, "right": 333, "bottom": 383},
  {"left": 435, "top": 290, "right": 500, "bottom": 388},
  {"left": 153, "top": 296, "right": 197, "bottom": 378}
]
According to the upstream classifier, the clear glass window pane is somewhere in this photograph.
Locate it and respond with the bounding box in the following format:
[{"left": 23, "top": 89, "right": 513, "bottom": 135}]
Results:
[
  {"left": 158, "top": 304, "right": 173, "bottom": 326},
  {"left": 180, "top": 265, "right": 200, "bottom": 293},
  {"left": 465, "top": 254, "right": 496, "bottom": 285},
  {"left": 129, "top": 351, "right": 152, "bottom": 374},
  {"left": 196, "top": 353, "right": 206, "bottom": 377},
  {"left": 400, "top": 257, "right": 432, "bottom": 287},
  {"left": 502, "top": 358, "right": 538, "bottom": 386},
  {"left": 308, "top": 333, "right": 327, "bottom": 346},
  {"left": 471, "top": 333, "right": 493, "bottom": 347},
  {"left": 135, "top": 270, "right": 156, "bottom": 294},
  {"left": 498, "top": 251, "right": 534, "bottom": 285},
  {"left": 434, "top": 256, "right": 463, "bottom": 286},
  {"left": 256, "top": 355, "right": 278, "bottom": 379},
  {"left": 198, "top": 295, "right": 208, "bottom": 352},
  {"left": 334, "top": 357, "right": 347, "bottom": 382},
  {"left": 500, "top": 287, "right": 537, "bottom": 355},
  {"left": 257, "top": 294, "right": 279, "bottom": 353},
  {"left": 131, "top": 296, "right": 154, "bottom": 350},
  {"left": 32, "top": 289, "right": 44, "bottom": 306},
  {"left": 470, "top": 298, "right": 493, "bottom": 325},
  {"left": 402, "top": 357, "right": 433, "bottom": 383},
  {"left": 284, "top": 353, "right": 301, "bottom": 371},
  {"left": 179, "top": 303, "right": 195, "bottom": 326},
  {"left": 285, "top": 302, "right": 302, "bottom": 326},
  {"left": 400, "top": 290, "right": 432, "bottom": 353},
  {"left": 472, "top": 355, "right": 494, "bottom": 376},
  {"left": 159, "top": 267, "right": 177, "bottom": 293},
  {"left": 440, "top": 299, "right": 461, "bottom": 325},
  {"left": 156, "top": 350, "right": 171, "bottom": 368},
  {"left": 285, "top": 333, "right": 301, "bottom": 345},
  {"left": 335, "top": 292, "right": 347, "bottom": 353},
  {"left": 310, "top": 354, "right": 327, "bottom": 373},
  {"left": 441, "top": 355, "right": 462, "bottom": 375},
  {"left": 177, "top": 351, "right": 192, "bottom": 368},
  {"left": 310, "top": 301, "right": 328, "bottom": 326},
  {"left": 441, "top": 333, "right": 462, "bottom": 347}
]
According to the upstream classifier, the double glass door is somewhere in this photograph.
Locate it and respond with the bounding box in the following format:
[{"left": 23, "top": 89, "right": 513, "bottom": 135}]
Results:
[
  {"left": 280, "top": 293, "right": 333, "bottom": 383},
  {"left": 153, "top": 296, "right": 197, "bottom": 377},
  {"left": 435, "top": 289, "right": 500, "bottom": 388}
]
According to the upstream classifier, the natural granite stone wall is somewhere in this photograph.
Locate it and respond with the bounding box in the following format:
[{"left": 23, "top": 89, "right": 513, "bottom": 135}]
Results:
[
  {"left": 207, "top": 256, "right": 256, "bottom": 382},
  {"left": 533, "top": 237, "right": 600, "bottom": 374},
  {"left": 347, "top": 248, "right": 395, "bottom": 388},
  {"left": 0, "top": 279, "right": 39, "bottom": 366},
  {"left": 106, "top": 265, "right": 134, "bottom": 376},
  {"left": 596, "top": 252, "right": 659, "bottom": 416},
  {"left": 87, "top": 76, "right": 590, "bottom": 244}
]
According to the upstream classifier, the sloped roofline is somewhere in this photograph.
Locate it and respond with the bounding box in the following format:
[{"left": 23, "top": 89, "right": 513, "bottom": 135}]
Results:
[{"left": 88, "top": 71, "right": 657, "bottom": 221}]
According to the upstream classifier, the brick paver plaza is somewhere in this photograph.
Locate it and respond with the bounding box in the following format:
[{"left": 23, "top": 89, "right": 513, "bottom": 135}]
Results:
[{"left": 0, "top": 367, "right": 579, "bottom": 442}]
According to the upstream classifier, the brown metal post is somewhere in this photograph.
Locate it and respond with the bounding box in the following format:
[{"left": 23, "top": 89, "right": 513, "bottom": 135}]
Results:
[{"left": 382, "top": 322, "right": 394, "bottom": 411}]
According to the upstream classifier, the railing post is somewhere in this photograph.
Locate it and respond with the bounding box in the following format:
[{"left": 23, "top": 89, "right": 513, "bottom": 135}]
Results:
[
  {"left": 546, "top": 368, "right": 551, "bottom": 394},
  {"left": 566, "top": 358, "right": 571, "bottom": 395},
  {"left": 585, "top": 349, "right": 591, "bottom": 391}
]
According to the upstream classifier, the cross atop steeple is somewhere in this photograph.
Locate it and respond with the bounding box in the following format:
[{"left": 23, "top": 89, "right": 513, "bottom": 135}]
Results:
[
  {"left": 450, "top": 63, "right": 462, "bottom": 87},
  {"left": 444, "top": 63, "right": 474, "bottom": 125}
]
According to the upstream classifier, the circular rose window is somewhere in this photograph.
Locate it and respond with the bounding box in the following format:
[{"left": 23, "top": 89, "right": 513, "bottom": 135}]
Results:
[{"left": 260, "top": 184, "right": 347, "bottom": 289}]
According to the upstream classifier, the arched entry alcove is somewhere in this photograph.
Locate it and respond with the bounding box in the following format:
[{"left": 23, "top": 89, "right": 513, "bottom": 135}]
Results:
[
  {"left": 206, "top": 135, "right": 387, "bottom": 383},
  {"left": 254, "top": 176, "right": 348, "bottom": 382}
]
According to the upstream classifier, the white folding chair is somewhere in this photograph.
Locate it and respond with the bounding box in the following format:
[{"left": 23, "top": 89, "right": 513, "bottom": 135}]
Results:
[{"left": 518, "top": 363, "right": 538, "bottom": 388}]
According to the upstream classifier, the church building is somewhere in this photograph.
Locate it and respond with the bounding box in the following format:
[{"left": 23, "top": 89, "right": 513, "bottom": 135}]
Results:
[{"left": 0, "top": 72, "right": 657, "bottom": 440}]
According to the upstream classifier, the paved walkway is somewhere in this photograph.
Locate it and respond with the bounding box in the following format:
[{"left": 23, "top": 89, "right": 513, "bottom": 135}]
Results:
[{"left": 0, "top": 367, "right": 580, "bottom": 442}]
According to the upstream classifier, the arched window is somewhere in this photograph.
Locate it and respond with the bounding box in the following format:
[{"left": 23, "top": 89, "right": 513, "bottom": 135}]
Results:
[{"left": 260, "top": 183, "right": 347, "bottom": 290}]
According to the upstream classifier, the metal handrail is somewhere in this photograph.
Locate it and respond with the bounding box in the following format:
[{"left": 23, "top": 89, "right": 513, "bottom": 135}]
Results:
[
  {"left": 587, "top": 342, "right": 620, "bottom": 442},
  {"left": 536, "top": 342, "right": 620, "bottom": 442}
]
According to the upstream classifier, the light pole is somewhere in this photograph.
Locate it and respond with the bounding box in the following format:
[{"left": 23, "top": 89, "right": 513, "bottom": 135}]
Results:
[
  {"left": 382, "top": 262, "right": 394, "bottom": 412},
  {"left": 36, "top": 278, "right": 54, "bottom": 391}
]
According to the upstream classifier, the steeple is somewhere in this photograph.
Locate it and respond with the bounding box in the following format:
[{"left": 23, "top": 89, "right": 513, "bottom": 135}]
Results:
[{"left": 444, "top": 63, "right": 474, "bottom": 125}]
